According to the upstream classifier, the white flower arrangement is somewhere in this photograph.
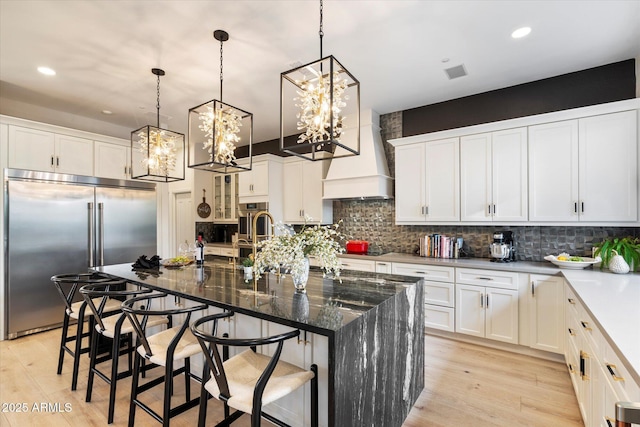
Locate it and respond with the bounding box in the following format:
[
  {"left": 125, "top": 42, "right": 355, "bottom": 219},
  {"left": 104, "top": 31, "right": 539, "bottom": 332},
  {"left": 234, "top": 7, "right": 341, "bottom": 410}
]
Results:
[{"left": 253, "top": 219, "right": 345, "bottom": 282}]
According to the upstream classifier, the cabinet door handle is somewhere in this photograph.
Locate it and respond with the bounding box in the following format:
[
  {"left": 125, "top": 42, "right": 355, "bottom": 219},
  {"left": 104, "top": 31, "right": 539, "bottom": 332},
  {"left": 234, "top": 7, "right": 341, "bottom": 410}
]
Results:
[
  {"left": 605, "top": 363, "right": 624, "bottom": 382},
  {"left": 124, "top": 166, "right": 127, "bottom": 175},
  {"left": 486, "top": 294, "right": 489, "bottom": 308},
  {"left": 493, "top": 204, "right": 496, "bottom": 216},
  {"left": 531, "top": 281, "right": 535, "bottom": 297},
  {"left": 568, "top": 328, "right": 576, "bottom": 336},
  {"left": 378, "top": 263, "right": 387, "bottom": 266},
  {"left": 580, "top": 350, "right": 590, "bottom": 381},
  {"left": 342, "top": 263, "right": 350, "bottom": 267},
  {"left": 567, "top": 298, "right": 575, "bottom": 305},
  {"left": 574, "top": 202, "right": 578, "bottom": 214},
  {"left": 581, "top": 201, "right": 584, "bottom": 213},
  {"left": 581, "top": 321, "right": 592, "bottom": 331},
  {"left": 476, "top": 277, "right": 494, "bottom": 281},
  {"left": 488, "top": 204, "right": 491, "bottom": 215},
  {"left": 568, "top": 363, "right": 575, "bottom": 374},
  {"left": 51, "top": 156, "right": 54, "bottom": 166},
  {"left": 414, "top": 271, "right": 428, "bottom": 275},
  {"left": 604, "top": 416, "right": 614, "bottom": 427},
  {"left": 56, "top": 156, "right": 60, "bottom": 166},
  {"left": 480, "top": 293, "right": 484, "bottom": 308}
]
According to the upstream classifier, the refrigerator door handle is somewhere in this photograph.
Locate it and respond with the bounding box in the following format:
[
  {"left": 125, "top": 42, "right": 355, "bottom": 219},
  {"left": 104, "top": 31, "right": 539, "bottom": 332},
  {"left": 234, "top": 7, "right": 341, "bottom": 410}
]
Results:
[
  {"left": 98, "top": 202, "right": 105, "bottom": 266},
  {"left": 88, "top": 202, "right": 95, "bottom": 267}
]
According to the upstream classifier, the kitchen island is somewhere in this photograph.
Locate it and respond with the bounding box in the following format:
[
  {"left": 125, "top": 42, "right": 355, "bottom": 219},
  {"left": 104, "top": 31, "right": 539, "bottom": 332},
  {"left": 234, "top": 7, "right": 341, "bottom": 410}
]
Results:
[{"left": 95, "top": 262, "right": 424, "bottom": 427}]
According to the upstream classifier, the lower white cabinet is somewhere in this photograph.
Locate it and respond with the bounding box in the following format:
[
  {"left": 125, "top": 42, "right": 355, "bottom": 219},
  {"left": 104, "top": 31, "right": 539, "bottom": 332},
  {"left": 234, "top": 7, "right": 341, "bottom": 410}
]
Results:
[
  {"left": 564, "top": 283, "right": 640, "bottom": 427},
  {"left": 391, "top": 262, "right": 455, "bottom": 332},
  {"left": 455, "top": 284, "right": 519, "bottom": 344},
  {"left": 339, "top": 257, "right": 376, "bottom": 272},
  {"left": 529, "top": 274, "right": 565, "bottom": 354},
  {"left": 375, "top": 261, "right": 392, "bottom": 273}
]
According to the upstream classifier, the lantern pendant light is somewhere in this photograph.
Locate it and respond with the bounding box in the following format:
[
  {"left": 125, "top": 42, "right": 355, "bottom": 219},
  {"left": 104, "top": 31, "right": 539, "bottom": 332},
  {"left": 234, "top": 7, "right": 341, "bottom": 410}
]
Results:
[
  {"left": 131, "top": 68, "right": 185, "bottom": 182},
  {"left": 188, "top": 30, "right": 253, "bottom": 173},
  {"left": 280, "top": 0, "right": 360, "bottom": 161}
]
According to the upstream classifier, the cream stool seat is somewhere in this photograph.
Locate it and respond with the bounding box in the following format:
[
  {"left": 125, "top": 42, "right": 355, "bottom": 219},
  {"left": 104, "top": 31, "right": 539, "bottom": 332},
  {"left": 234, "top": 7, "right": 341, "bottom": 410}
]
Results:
[
  {"left": 191, "top": 312, "right": 318, "bottom": 427},
  {"left": 122, "top": 293, "right": 209, "bottom": 427},
  {"left": 68, "top": 297, "right": 121, "bottom": 319}
]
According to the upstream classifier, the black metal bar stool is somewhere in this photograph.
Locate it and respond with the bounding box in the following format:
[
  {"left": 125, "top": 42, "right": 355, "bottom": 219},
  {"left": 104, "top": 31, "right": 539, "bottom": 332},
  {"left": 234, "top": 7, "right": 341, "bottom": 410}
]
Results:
[
  {"left": 121, "top": 293, "right": 209, "bottom": 427},
  {"left": 80, "top": 281, "right": 171, "bottom": 424},
  {"left": 191, "top": 313, "right": 318, "bottom": 427},
  {"left": 51, "top": 272, "right": 122, "bottom": 390}
]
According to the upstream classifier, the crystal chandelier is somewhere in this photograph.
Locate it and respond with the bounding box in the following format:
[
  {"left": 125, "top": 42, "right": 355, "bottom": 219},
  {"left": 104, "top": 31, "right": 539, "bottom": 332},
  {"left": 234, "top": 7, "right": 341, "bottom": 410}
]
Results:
[
  {"left": 131, "top": 68, "right": 185, "bottom": 182},
  {"left": 189, "top": 30, "right": 253, "bottom": 173},
  {"left": 280, "top": 0, "right": 360, "bottom": 161}
]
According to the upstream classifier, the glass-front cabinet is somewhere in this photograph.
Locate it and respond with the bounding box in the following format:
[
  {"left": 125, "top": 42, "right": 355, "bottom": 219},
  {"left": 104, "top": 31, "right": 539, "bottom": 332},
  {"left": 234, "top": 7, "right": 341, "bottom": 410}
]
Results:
[{"left": 213, "top": 173, "right": 239, "bottom": 222}]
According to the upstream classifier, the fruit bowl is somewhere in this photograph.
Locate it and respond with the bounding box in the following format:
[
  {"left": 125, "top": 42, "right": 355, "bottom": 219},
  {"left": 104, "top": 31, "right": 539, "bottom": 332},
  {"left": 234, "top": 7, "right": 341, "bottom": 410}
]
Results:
[{"left": 544, "top": 254, "right": 601, "bottom": 269}]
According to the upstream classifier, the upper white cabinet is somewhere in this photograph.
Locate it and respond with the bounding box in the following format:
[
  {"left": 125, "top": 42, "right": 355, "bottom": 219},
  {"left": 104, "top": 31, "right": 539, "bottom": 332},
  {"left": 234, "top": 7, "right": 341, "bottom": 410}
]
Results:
[
  {"left": 8, "top": 126, "right": 94, "bottom": 176},
  {"left": 529, "top": 110, "right": 637, "bottom": 222},
  {"left": 94, "top": 141, "right": 130, "bottom": 180},
  {"left": 395, "top": 137, "right": 459, "bottom": 223},
  {"left": 283, "top": 158, "right": 332, "bottom": 224},
  {"left": 213, "top": 173, "right": 239, "bottom": 223},
  {"left": 238, "top": 160, "right": 269, "bottom": 199},
  {"left": 236, "top": 154, "right": 284, "bottom": 221},
  {"left": 460, "top": 128, "right": 528, "bottom": 222}
]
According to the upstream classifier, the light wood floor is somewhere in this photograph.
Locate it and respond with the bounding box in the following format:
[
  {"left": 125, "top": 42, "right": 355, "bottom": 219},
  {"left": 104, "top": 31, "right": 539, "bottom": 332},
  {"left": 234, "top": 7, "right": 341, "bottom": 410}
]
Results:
[{"left": 0, "top": 326, "right": 583, "bottom": 427}]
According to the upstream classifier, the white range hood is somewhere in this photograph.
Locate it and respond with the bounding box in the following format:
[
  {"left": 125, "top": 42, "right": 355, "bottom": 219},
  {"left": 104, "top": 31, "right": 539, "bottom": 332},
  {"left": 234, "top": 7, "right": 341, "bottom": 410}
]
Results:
[{"left": 323, "top": 110, "right": 393, "bottom": 200}]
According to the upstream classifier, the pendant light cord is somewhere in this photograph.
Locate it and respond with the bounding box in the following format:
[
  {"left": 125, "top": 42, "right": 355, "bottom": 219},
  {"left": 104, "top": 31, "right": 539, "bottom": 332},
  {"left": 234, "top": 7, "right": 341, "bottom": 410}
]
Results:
[
  {"left": 219, "top": 37, "right": 224, "bottom": 102},
  {"left": 319, "top": 0, "right": 324, "bottom": 58},
  {"left": 156, "top": 73, "right": 161, "bottom": 128}
]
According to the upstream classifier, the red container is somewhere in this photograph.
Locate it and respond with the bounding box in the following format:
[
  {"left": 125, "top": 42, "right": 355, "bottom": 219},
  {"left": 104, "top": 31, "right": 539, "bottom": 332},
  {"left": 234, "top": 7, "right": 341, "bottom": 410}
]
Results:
[{"left": 346, "top": 240, "right": 369, "bottom": 255}]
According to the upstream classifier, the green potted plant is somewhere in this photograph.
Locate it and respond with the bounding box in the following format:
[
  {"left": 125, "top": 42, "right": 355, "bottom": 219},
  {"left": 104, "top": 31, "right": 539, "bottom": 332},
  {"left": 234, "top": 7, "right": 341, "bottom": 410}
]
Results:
[
  {"left": 241, "top": 255, "right": 254, "bottom": 281},
  {"left": 593, "top": 236, "right": 640, "bottom": 272}
]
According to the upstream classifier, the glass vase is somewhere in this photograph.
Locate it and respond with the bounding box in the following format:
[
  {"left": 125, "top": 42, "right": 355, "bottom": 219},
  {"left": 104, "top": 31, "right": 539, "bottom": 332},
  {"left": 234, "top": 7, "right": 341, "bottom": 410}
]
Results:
[{"left": 292, "top": 257, "right": 310, "bottom": 291}]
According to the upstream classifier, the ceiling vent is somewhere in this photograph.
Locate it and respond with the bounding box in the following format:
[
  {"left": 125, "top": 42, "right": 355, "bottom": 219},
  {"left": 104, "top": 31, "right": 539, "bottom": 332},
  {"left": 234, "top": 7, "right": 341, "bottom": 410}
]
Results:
[{"left": 444, "top": 64, "right": 467, "bottom": 80}]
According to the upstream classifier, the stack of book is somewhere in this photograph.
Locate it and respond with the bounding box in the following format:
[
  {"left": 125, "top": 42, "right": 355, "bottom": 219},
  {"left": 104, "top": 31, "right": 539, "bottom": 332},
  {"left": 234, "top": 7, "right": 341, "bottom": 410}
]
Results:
[{"left": 419, "top": 234, "right": 463, "bottom": 259}]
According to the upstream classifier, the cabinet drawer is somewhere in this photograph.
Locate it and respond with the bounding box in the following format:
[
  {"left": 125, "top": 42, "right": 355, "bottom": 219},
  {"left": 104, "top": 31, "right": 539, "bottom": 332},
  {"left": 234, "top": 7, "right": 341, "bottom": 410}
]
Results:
[
  {"left": 455, "top": 268, "right": 518, "bottom": 290},
  {"left": 339, "top": 258, "right": 376, "bottom": 272},
  {"left": 602, "top": 344, "right": 640, "bottom": 401},
  {"left": 219, "top": 247, "right": 237, "bottom": 257},
  {"left": 576, "top": 304, "right": 601, "bottom": 355},
  {"left": 424, "top": 281, "right": 454, "bottom": 307},
  {"left": 424, "top": 304, "right": 455, "bottom": 332},
  {"left": 391, "top": 262, "right": 454, "bottom": 283}
]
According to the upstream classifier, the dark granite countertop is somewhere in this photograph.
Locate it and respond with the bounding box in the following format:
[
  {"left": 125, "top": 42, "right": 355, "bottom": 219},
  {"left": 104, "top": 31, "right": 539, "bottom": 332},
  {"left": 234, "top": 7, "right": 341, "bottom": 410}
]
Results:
[{"left": 94, "top": 262, "right": 421, "bottom": 336}]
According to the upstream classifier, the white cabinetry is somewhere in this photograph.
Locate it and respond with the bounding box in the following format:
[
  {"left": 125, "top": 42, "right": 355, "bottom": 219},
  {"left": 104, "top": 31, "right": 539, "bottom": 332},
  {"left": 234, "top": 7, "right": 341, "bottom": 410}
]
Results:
[
  {"left": 460, "top": 128, "right": 527, "bottom": 222},
  {"left": 529, "top": 274, "right": 565, "bottom": 354},
  {"left": 394, "top": 138, "right": 459, "bottom": 223},
  {"left": 94, "top": 141, "right": 130, "bottom": 179},
  {"left": 564, "top": 283, "right": 640, "bottom": 427},
  {"left": 213, "top": 173, "right": 239, "bottom": 223},
  {"left": 236, "top": 155, "right": 284, "bottom": 221},
  {"left": 529, "top": 110, "right": 637, "bottom": 222},
  {"left": 283, "top": 158, "right": 332, "bottom": 224},
  {"left": 8, "top": 126, "right": 94, "bottom": 175},
  {"left": 339, "top": 257, "right": 375, "bottom": 272},
  {"left": 455, "top": 268, "right": 518, "bottom": 344},
  {"left": 391, "top": 262, "right": 455, "bottom": 332},
  {"left": 375, "top": 261, "right": 392, "bottom": 274}
]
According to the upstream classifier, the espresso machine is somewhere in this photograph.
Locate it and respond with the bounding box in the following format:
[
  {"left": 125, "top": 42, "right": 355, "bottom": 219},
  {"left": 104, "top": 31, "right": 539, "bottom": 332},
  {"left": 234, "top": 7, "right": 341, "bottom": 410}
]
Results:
[{"left": 489, "top": 231, "right": 516, "bottom": 262}]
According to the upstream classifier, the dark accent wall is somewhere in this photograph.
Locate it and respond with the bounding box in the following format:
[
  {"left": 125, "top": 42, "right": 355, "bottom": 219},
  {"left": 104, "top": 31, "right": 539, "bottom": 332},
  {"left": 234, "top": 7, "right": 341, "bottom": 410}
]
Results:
[
  {"left": 333, "top": 59, "right": 639, "bottom": 261},
  {"left": 403, "top": 59, "right": 636, "bottom": 137}
]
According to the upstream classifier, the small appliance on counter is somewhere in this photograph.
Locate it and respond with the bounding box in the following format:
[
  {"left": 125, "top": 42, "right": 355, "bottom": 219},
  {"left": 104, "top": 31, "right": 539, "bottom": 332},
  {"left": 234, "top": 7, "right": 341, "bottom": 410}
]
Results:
[
  {"left": 489, "top": 231, "right": 516, "bottom": 262},
  {"left": 346, "top": 240, "right": 369, "bottom": 254}
]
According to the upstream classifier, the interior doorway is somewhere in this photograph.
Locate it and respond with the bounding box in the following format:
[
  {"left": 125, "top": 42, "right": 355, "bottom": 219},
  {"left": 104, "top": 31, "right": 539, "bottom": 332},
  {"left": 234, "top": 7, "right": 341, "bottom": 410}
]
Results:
[{"left": 173, "top": 192, "right": 194, "bottom": 257}]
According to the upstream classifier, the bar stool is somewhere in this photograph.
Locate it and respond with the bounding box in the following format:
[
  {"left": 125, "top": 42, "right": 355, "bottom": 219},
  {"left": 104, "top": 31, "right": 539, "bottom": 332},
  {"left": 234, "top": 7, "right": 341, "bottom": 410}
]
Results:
[
  {"left": 191, "top": 313, "right": 318, "bottom": 427},
  {"left": 80, "top": 282, "right": 171, "bottom": 424},
  {"left": 51, "top": 272, "right": 122, "bottom": 390},
  {"left": 121, "top": 293, "right": 209, "bottom": 427}
]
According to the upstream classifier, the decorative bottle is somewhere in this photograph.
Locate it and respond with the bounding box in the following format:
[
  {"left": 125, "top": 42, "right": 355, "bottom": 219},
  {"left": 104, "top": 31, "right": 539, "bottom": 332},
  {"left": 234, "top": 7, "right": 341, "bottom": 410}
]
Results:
[{"left": 195, "top": 234, "right": 204, "bottom": 266}]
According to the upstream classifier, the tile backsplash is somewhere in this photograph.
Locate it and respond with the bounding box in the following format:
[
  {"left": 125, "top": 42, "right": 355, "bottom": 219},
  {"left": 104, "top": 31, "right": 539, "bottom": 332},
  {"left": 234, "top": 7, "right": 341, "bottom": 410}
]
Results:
[{"left": 332, "top": 199, "right": 639, "bottom": 261}]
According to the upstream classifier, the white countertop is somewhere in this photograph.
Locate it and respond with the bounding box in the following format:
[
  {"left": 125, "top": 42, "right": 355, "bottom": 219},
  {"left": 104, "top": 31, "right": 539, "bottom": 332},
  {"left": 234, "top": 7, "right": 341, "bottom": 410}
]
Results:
[
  {"left": 340, "top": 252, "right": 640, "bottom": 384},
  {"left": 561, "top": 269, "right": 640, "bottom": 385}
]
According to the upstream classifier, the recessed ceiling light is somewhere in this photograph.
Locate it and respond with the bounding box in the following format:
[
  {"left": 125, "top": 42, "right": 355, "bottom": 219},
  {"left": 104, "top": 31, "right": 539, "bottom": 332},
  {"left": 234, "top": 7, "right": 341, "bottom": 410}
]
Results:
[
  {"left": 37, "top": 66, "right": 56, "bottom": 76},
  {"left": 511, "top": 27, "right": 531, "bottom": 39},
  {"left": 102, "top": 110, "right": 113, "bottom": 115}
]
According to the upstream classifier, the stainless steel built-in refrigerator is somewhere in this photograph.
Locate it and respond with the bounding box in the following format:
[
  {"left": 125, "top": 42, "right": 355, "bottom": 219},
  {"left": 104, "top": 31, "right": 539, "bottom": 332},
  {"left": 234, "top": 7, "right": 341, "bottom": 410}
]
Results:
[{"left": 3, "top": 169, "right": 157, "bottom": 339}]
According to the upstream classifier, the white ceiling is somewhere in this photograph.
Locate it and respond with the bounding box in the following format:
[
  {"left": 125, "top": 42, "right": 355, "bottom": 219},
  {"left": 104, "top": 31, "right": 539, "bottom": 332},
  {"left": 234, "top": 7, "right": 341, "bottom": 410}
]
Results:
[{"left": 1, "top": 0, "right": 639, "bottom": 143}]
